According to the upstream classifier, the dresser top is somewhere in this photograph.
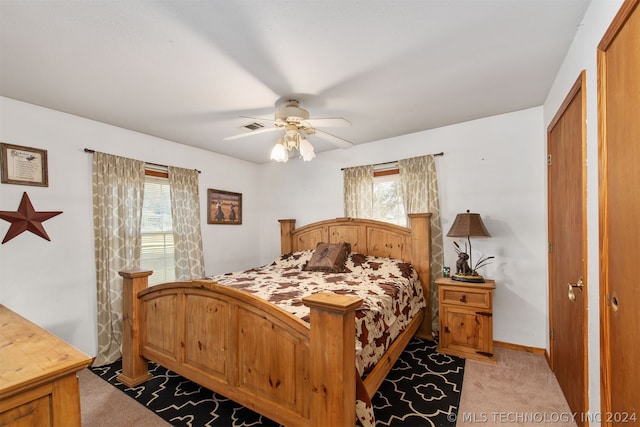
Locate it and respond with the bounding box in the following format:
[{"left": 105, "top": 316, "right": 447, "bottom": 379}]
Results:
[{"left": 0, "top": 304, "right": 92, "bottom": 398}]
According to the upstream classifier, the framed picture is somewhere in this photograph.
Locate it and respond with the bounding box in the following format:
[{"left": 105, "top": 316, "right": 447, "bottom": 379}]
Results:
[
  {"left": 207, "top": 189, "right": 242, "bottom": 224},
  {"left": 1, "top": 143, "right": 49, "bottom": 187}
]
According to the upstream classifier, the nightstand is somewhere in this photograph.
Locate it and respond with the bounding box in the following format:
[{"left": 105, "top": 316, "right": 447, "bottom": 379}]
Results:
[{"left": 435, "top": 277, "right": 496, "bottom": 364}]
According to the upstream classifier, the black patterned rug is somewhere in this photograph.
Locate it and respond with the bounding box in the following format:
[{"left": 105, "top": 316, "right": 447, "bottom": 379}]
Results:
[{"left": 90, "top": 338, "right": 464, "bottom": 427}]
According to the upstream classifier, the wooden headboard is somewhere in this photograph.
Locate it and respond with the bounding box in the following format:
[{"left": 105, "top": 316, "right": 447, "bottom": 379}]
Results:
[{"left": 279, "top": 213, "right": 432, "bottom": 337}]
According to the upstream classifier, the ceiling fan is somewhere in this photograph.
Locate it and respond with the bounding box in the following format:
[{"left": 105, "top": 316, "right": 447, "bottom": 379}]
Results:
[{"left": 224, "top": 100, "right": 353, "bottom": 162}]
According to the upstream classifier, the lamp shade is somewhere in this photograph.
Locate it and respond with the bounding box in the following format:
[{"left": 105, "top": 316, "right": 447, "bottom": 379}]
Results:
[{"left": 447, "top": 211, "right": 491, "bottom": 238}]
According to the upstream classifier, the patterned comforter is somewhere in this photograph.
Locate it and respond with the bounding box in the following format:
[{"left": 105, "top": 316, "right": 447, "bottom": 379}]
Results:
[{"left": 208, "top": 250, "right": 426, "bottom": 376}]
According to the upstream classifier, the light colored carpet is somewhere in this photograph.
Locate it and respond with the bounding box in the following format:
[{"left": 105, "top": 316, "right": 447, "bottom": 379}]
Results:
[
  {"left": 456, "top": 346, "right": 577, "bottom": 426},
  {"left": 78, "top": 369, "right": 170, "bottom": 427},
  {"left": 79, "top": 346, "right": 576, "bottom": 426}
]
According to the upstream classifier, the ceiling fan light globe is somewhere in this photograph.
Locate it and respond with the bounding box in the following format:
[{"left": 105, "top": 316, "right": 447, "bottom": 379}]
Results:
[
  {"left": 299, "top": 138, "right": 316, "bottom": 161},
  {"left": 270, "top": 143, "right": 288, "bottom": 163}
]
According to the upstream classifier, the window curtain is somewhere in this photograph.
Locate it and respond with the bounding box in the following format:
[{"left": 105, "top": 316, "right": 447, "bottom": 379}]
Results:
[
  {"left": 343, "top": 165, "right": 374, "bottom": 218},
  {"left": 398, "top": 155, "right": 444, "bottom": 332},
  {"left": 168, "top": 166, "right": 205, "bottom": 280},
  {"left": 92, "top": 152, "right": 145, "bottom": 366}
]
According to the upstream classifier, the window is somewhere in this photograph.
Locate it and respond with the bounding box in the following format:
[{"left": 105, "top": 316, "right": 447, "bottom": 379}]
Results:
[
  {"left": 140, "top": 175, "right": 175, "bottom": 285},
  {"left": 372, "top": 170, "right": 406, "bottom": 227}
]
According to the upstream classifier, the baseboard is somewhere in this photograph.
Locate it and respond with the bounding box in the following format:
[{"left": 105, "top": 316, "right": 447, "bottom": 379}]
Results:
[{"left": 493, "top": 340, "right": 546, "bottom": 355}]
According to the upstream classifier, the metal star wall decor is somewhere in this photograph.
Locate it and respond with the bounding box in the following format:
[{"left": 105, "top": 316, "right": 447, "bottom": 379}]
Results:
[{"left": 0, "top": 192, "right": 62, "bottom": 244}]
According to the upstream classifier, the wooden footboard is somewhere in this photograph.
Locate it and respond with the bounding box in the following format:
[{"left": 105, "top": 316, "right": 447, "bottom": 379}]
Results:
[{"left": 118, "top": 270, "right": 362, "bottom": 427}]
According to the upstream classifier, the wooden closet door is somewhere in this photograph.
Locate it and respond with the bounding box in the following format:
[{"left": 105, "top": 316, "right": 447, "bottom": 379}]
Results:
[
  {"left": 547, "top": 71, "right": 587, "bottom": 425},
  {"left": 598, "top": 0, "right": 640, "bottom": 423}
]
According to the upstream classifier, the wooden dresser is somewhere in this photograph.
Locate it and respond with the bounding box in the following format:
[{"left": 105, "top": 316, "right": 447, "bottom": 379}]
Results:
[
  {"left": 0, "top": 305, "right": 92, "bottom": 426},
  {"left": 435, "top": 277, "right": 496, "bottom": 364}
]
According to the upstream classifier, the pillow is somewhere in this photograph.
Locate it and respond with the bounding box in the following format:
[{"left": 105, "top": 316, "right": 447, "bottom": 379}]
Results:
[{"left": 303, "top": 242, "right": 351, "bottom": 273}]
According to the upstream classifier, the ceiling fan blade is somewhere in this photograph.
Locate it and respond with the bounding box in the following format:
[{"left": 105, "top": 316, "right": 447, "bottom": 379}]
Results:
[
  {"left": 313, "top": 129, "right": 353, "bottom": 149},
  {"left": 224, "top": 126, "right": 281, "bottom": 141},
  {"left": 304, "top": 117, "right": 351, "bottom": 128}
]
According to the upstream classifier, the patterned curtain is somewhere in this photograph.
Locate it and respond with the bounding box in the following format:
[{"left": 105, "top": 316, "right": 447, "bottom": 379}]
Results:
[
  {"left": 343, "top": 165, "right": 374, "bottom": 218},
  {"left": 398, "top": 155, "right": 444, "bottom": 332},
  {"left": 92, "top": 152, "right": 145, "bottom": 366},
  {"left": 168, "top": 166, "right": 205, "bottom": 280}
]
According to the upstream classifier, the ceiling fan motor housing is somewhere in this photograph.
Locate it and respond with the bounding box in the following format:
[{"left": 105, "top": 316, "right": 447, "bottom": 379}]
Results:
[{"left": 275, "top": 100, "right": 309, "bottom": 124}]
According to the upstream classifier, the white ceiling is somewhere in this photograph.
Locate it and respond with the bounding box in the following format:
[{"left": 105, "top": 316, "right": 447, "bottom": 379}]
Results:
[{"left": 0, "top": 1, "right": 590, "bottom": 164}]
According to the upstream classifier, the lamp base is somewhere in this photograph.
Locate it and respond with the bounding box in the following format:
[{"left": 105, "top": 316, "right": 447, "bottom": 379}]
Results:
[{"left": 451, "top": 273, "right": 486, "bottom": 283}]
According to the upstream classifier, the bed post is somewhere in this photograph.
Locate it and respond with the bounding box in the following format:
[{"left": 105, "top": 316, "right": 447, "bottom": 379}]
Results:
[
  {"left": 117, "top": 269, "right": 153, "bottom": 387},
  {"left": 408, "top": 213, "right": 433, "bottom": 338},
  {"left": 302, "top": 293, "right": 363, "bottom": 427},
  {"left": 279, "top": 219, "right": 296, "bottom": 254}
]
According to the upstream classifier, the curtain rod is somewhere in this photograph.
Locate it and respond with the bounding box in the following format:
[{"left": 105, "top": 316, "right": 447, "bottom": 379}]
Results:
[
  {"left": 340, "top": 151, "right": 444, "bottom": 171},
  {"left": 84, "top": 148, "right": 201, "bottom": 173}
]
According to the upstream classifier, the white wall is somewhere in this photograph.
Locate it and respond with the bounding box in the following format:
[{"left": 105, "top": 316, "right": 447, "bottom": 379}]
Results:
[
  {"left": 0, "top": 96, "right": 261, "bottom": 356},
  {"left": 259, "top": 106, "right": 548, "bottom": 348},
  {"left": 543, "top": 0, "right": 624, "bottom": 421}
]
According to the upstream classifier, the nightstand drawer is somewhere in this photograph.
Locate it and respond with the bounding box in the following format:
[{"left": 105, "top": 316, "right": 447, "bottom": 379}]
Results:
[{"left": 441, "top": 287, "right": 490, "bottom": 308}]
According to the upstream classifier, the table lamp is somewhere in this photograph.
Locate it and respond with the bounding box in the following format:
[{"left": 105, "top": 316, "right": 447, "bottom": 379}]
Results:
[{"left": 446, "top": 210, "right": 492, "bottom": 283}]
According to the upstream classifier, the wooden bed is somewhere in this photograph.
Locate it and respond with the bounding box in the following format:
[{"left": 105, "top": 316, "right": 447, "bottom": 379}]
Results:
[{"left": 118, "top": 213, "right": 432, "bottom": 427}]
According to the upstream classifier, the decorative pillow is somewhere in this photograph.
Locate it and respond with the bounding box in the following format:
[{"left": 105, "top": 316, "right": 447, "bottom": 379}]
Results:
[{"left": 303, "top": 242, "right": 351, "bottom": 273}]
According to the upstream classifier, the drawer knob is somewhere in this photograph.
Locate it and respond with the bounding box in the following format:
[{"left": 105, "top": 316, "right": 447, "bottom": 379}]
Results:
[{"left": 459, "top": 295, "right": 467, "bottom": 303}]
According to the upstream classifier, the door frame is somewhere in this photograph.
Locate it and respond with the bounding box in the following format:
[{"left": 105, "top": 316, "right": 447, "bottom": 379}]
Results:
[
  {"left": 547, "top": 70, "right": 589, "bottom": 415},
  {"left": 597, "top": 0, "right": 639, "bottom": 420}
]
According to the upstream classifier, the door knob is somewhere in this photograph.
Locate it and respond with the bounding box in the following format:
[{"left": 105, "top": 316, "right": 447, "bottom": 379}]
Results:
[
  {"left": 569, "top": 278, "right": 584, "bottom": 290},
  {"left": 567, "top": 278, "right": 583, "bottom": 302}
]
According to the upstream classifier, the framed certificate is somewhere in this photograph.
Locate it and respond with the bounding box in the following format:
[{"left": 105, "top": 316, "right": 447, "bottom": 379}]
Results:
[{"left": 1, "top": 143, "right": 48, "bottom": 187}]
